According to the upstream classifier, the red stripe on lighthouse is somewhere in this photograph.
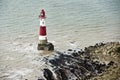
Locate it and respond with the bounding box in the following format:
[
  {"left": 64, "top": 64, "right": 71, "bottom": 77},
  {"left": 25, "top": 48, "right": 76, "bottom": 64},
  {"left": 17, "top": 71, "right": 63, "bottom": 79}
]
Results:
[{"left": 39, "top": 26, "right": 46, "bottom": 36}]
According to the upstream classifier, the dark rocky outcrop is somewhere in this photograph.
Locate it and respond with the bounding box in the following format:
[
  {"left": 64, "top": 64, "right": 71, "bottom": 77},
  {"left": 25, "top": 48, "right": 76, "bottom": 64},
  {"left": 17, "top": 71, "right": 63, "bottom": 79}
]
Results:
[
  {"left": 39, "top": 42, "right": 120, "bottom": 80},
  {"left": 43, "top": 69, "right": 55, "bottom": 80}
]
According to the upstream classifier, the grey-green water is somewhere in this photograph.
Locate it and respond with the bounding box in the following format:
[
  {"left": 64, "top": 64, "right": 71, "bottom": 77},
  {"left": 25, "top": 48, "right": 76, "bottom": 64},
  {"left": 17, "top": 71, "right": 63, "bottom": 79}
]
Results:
[{"left": 0, "top": 0, "right": 120, "bottom": 79}]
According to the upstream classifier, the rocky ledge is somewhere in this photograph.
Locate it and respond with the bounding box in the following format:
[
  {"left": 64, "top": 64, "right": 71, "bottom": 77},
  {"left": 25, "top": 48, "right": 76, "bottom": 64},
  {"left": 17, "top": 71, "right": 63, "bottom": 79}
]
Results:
[{"left": 37, "top": 42, "right": 120, "bottom": 80}]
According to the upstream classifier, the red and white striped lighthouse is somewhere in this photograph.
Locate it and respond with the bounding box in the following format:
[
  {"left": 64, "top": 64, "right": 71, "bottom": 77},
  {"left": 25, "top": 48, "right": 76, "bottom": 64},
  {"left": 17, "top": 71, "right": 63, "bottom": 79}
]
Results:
[
  {"left": 38, "top": 9, "right": 47, "bottom": 44},
  {"left": 37, "top": 9, "right": 54, "bottom": 51}
]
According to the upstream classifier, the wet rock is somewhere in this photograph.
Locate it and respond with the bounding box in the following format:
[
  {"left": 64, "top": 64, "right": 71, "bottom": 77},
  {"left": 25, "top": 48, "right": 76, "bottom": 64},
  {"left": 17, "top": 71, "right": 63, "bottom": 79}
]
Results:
[
  {"left": 108, "top": 61, "right": 114, "bottom": 66},
  {"left": 38, "top": 79, "right": 44, "bottom": 80},
  {"left": 47, "top": 52, "right": 109, "bottom": 79},
  {"left": 72, "top": 52, "right": 79, "bottom": 57},
  {"left": 106, "top": 61, "right": 115, "bottom": 68},
  {"left": 99, "top": 42, "right": 105, "bottom": 46},
  {"left": 67, "top": 49, "right": 73, "bottom": 51},
  {"left": 43, "top": 69, "right": 55, "bottom": 80},
  {"left": 39, "top": 42, "right": 120, "bottom": 80},
  {"left": 55, "top": 68, "right": 68, "bottom": 80},
  {"left": 37, "top": 42, "right": 54, "bottom": 51},
  {"left": 115, "top": 47, "right": 120, "bottom": 53}
]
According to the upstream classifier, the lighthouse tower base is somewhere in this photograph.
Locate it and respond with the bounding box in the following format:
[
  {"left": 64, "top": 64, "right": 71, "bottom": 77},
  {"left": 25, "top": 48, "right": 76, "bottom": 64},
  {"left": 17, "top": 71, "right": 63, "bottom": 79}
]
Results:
[{"left": 37, "top": 42, "right": 54, "bottom": 51}]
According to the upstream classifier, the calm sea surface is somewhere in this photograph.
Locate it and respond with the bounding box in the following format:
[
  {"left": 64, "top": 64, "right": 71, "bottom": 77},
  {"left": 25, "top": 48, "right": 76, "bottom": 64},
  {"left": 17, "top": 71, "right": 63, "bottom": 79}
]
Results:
[{"left": 0, "top": 0, "right": 120, "bottom": 79}]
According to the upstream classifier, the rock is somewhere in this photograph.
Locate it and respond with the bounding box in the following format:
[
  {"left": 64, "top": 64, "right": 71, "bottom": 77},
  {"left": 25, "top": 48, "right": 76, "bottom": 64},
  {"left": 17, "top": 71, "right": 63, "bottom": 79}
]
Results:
[
  {"left": 115, "top": 47, "right": 120, "bottom": 53},
  {"left": 37, "top": 42, "right": 120, "bottom": 80},
  {"left": 67, "top": 49, "right": 73, "bottom": 51},
  {"left": 108, "top": 61, "right": 114, "bottom": 66},
  {"left": 38, "top": 79, "right": 44, "bottom": 80},
  {"left": 55, "top": 68, "right": 68, "bottom": 80},
  {"left": 72, "top": 52, "right": 79, "bottom": 57},
  {"left": 106, "top": 61, "right": 115, "bottom": 68},
  {"left": 43, "top": 69, "right": 55, "bottom": 80},
  {"left": 37, "top": 42, "right": 54, "bottom": 51}
]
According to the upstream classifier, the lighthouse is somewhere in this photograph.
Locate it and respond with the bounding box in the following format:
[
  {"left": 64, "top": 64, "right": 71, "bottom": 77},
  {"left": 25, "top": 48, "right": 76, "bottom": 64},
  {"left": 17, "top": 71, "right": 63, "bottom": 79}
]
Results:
[{"left": 37, "top": 9, "right": 54, "bottom": 51}]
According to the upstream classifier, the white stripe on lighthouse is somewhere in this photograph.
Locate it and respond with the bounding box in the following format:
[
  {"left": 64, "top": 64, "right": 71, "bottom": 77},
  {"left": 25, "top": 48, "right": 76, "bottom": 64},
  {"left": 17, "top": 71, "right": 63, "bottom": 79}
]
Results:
[
  {"left": 39, "top": 36, "right": 47, "bottom": 40},
  {"left": 40, "top": 19, "right": 45, "bottom": 26}
]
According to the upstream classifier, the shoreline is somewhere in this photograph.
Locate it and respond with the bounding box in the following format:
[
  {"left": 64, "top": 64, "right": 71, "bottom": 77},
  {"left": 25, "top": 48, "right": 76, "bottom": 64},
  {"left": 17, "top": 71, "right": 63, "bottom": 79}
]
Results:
[
  {"left": 38, "top": 42, "right": 120, "bottom": 80},
  {"left": 0, "top": 42, "right": 120, "bottom": 80}
]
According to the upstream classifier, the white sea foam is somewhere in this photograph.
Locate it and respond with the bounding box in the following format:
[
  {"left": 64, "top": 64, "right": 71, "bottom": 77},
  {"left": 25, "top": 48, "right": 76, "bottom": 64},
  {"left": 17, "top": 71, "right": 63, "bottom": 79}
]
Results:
[
  {"left": 9, "top": 42, "right": 37, "bottom": 54},
  {"left": 5, "top": 56, "right": 15, "bottom": 60},
  {"left": 7, "top": 68, "right": 33, "bottom": 79}
]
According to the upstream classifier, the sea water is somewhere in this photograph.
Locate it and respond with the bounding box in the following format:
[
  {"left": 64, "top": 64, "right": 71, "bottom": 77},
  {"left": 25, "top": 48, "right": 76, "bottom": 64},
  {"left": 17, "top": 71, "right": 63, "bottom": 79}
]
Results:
[{"left": 0, "top": 0, "right": 120, "bottom": 79}]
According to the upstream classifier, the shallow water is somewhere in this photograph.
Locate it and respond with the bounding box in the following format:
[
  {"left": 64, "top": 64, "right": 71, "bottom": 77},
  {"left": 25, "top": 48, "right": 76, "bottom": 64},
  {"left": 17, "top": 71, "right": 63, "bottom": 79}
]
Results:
[{"left": 0, "top": 0, "right": 120, "bottom": 79}]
